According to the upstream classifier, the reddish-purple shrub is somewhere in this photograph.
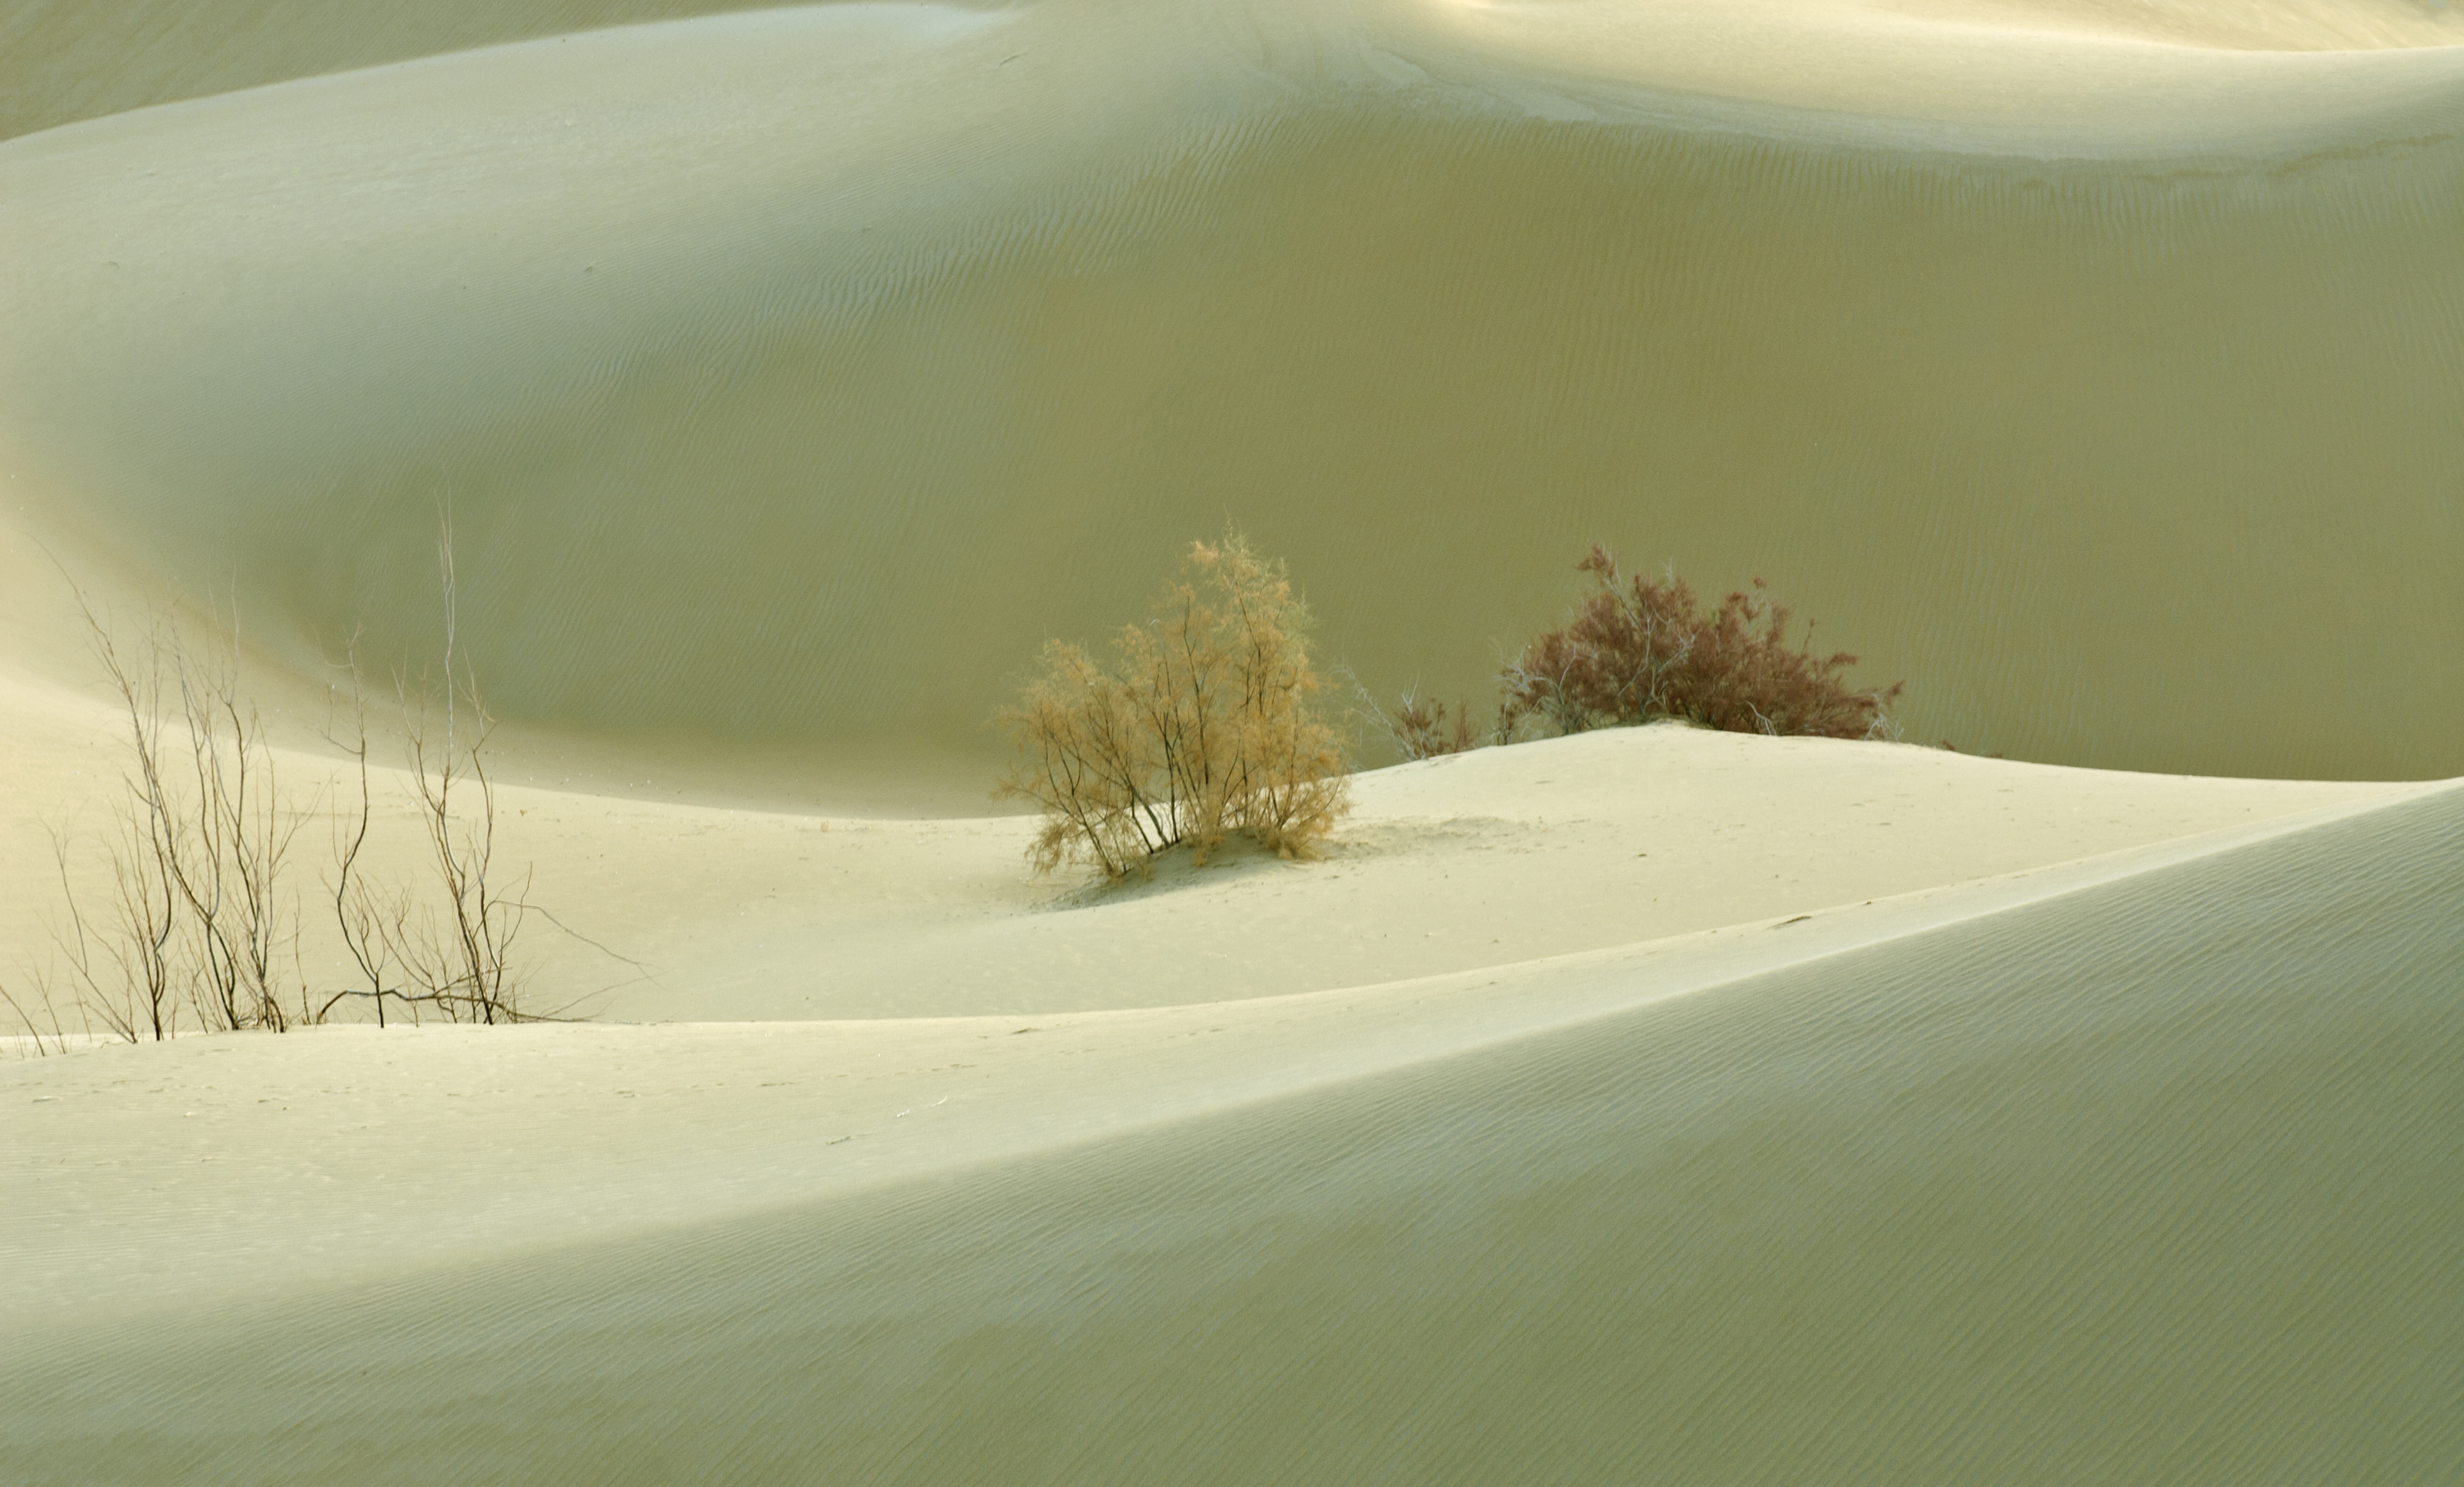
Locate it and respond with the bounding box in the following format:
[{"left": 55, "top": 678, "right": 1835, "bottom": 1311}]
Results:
[{"left": 1501, "top": 547, "right": 1904, "bottom": 741}]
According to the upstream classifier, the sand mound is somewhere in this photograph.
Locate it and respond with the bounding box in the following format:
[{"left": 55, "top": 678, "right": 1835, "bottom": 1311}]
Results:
[
  {"left": 4, "top": 0, "right": 2461, "bottom": 792},
  {"left": 0, "top": 0, "right": 804, "bottom": 141},
  {"left": 7, "top": 770, "right": 2456, "bottom": 1483},
  {"left": 5, "top": 6, "right": 2459, "bottom": 1477},
  {"left": 0, "top": 666, "right": 2407, "bottom": 1028}
]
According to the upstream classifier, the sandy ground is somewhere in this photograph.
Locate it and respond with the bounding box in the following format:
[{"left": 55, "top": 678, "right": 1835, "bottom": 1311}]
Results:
[
  {"left": 4, "top": 0, "right": 2462, "bottom": 1480},
  {"left": 0, "top": 640, "right": 2407, "bottom": 1027},
  {"left": 2, "top": 764, "right": 2439, "bottom": 1323},
  {"left": 6, "top": 0, "right": 2462, "bottom": 782},
  {"left": 5, "top": 746, "right": 2457, "bottom": 1481},
  {"left": 6, "top": 629, "right": 2457, "bottom": 1479}
]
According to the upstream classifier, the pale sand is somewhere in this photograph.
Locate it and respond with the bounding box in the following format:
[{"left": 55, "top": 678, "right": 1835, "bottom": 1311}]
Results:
[
  {"left": 5, "top": 0, "right": 2462, "bottom": 783},
  {"left": 0, "top": 622, "right": 2407, "bottom": 1030},
  {"left": 4, "top": 1, "right": 2462, "bottom": 1480},
  {"left": 0, "top": 764, "right": 2437, "bottom": 1320},
  {"left": 5, "top": 619, "right": 2456, "bottom": 1477},
  {"left": 4, "top": 743, "right": 2457, "bottom": 1479},
  {"left": 1404, "top": 0, "right": 2464, "bottom": 150}
]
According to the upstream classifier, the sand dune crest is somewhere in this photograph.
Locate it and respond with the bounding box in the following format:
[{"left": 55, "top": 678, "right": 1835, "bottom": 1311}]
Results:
[{"left": 4, "top": 4, "right": 2458, "bottom": 1479}]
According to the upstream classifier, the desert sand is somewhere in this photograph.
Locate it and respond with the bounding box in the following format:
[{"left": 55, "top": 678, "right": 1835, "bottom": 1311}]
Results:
[
  {"left": 4, "top": 0, "right": 2462, "bottom": 1481},
  {"left": 8, "top": 0, "right": 2464, "bottom": 780}
]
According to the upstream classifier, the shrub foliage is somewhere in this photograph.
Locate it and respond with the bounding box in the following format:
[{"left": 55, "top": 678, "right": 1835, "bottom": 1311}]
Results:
[
  {"left": 1501, "top": 546, "right": 1903, "bottom": 740},
  {"left": 997, "top": 536, "right": 1349, "bottom": 878}
]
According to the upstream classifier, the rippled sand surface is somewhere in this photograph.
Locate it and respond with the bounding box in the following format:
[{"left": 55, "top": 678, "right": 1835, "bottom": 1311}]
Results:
[{"left": 3, "top": 1, "right": 2460, "bottom": 1480}]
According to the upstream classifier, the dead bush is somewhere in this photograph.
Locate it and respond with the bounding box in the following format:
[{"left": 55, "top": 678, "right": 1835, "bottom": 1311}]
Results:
[
  {"left": 1502, "top": 546, "right": 1904, "bottom": 741},
  {"left": 1361, "top": 686, "right": 1487, "bottom": 761},
  {"left": 17, "top": 526, "right": 563, "bottom": 1047},
  {"left": 997, "top": 535, "right": 1350, "bottom": 878},
  {"left": 35, "top": 599, "right": 308, "bottom": 1041},
  {"left": 318, "top": 528, "right": 534, "bottom": 1026}
]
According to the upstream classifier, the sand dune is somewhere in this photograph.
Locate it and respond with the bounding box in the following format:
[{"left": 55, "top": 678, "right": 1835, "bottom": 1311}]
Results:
[
  {"left": 0, "top": 650, "right": 2407, "bottom": 1030},
  {"left": 5, "top": 2, "right": 2460, "bottom": 1479},
  {"left": 0, "top": 0, "right": 807, "bottom": 141},
  {"left": 7, "top": 769, "right": 2457, "bottom": 1481},
  {"left": 0, "top": 755, "right": 2434, "bottom": 1319},
  {"left": 4, "top": 0, "right": 2461, "bottom": 786},
  {"left": 1415, "top": 0, "right": 2464, "bottom": 146}
]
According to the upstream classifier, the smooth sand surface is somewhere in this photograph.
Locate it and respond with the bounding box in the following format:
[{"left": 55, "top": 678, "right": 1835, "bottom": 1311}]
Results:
[
  {"left": 0, "top": 0, "right": 807, "bottom": 141},
  {"left": 5, "top": 1, "right": 2462, "bottom": 1480},
  {"left": 6, "top": 767, "right": 2457, "bottom": 1480},
  {"left": 6, "top": 0, "right": 2463, "bottom": 783},
  {"left": 0, "top": 763, "right": 2437, "bottom": 1317},
  {"left": 0, "top": 631, "right": 2409, "bottom": 1029}
]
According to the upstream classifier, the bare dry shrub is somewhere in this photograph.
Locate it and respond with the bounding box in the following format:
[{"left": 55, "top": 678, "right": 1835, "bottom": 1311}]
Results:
[
  {"left": 164, "top": 610, "right": 306, "bottom": 1033},
  {"left": 35, "top": 599, "right": 309, "bottom": 1041},
  {"left": 319, "top": 634, "right": 403, "bottom": 1026},
  {"left": 1502, "top": 546, "right": 1905, "bottom": 741},
  {"left": 1372, "top": 689, "right": 1487, "bottom": 761},
  {"left": 997, "top": 535, "right": 1351, "bottom": 878},
  {"left": 0, "top": 972, "right": 75, "bottom": 1058},
  {"left": 392, "top": 640, "right": 530, "bottom": 1024},
  {"left": 317, "top": 531, "right": 533, "bottom": 1026},
  {"left": 16, "top": 529, "right": 552, "bottom": 1047}
]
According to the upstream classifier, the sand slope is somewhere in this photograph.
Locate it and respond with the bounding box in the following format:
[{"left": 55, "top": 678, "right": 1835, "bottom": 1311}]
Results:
[
  {"left": 6, "top": 771, "right": 2457, "bottom": 1484},
  {"left": 0, "top": 0, "right": 814, "bottom": 141},
  {"left": 6, "top": 3, "right": 2462, "bottom": 1478},
  {"left": 0, "top": 642, "right": 2408, "bottom": 1030},
  {"left": 4, "top": 0, "right": 2462, "bottom": 786}
]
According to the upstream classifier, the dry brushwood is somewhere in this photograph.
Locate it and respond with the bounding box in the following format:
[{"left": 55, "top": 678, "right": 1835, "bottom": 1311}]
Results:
[
  {"left": 163, "top": 606, "right": 306, "bottom": 1033},
  {"left": 1501, "top": 546, "right": 1905, "bottom": 741},
  {"left": 37, "top": 598, "right": 310, "bottom": 1041},
  {"left": 12, "top": 531, "right": 554, "bottom": 1050},
  {"left": 319, "top": 528, "right": 533, "bottom": 1026},
  {"left": 322, "top": 630, "right": 402, "bottom": 1026},
  {"left": 0, "top": 971, "right": 75, "bottom": 1058},
  {"left": 1367, "top": 687, "right": 1486, "bottom": 761},
  {"left": 996, "top": 535, "right": 1350, "bottom": 878}
]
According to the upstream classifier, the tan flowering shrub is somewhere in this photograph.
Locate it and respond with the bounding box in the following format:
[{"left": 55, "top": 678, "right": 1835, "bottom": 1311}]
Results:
[{"left": 997, "top": 535, "right": 1350, "bottom": 879}]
